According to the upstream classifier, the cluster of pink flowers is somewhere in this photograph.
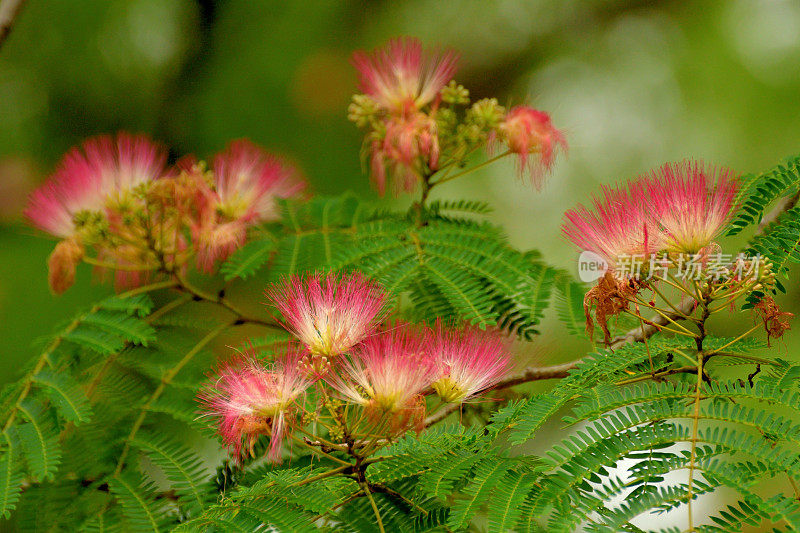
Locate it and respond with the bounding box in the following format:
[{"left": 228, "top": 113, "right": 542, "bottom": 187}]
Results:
[
  {"left": 25, "top": 134, "right": 305, "bottom": 293},
  {"left": 350, "top": 37, "right": 566, "bottom": 195},
  {"left": 199, "top": 272, "right": 512, "bottom": 462},
  {"left": 26, "top": 36, "right": 566, "bottom": 296},
  {"left": 562, "top": 159, "right": 740, "bottom": 271}
]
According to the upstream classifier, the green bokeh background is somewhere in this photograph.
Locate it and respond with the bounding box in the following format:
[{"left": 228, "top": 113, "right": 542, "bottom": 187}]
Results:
[{"left": 1, "top": 1, "right": 799, "bottom": 529}]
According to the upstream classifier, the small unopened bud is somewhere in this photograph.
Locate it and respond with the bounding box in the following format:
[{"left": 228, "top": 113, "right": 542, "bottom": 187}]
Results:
[
  {"left": 467, "top": 98, "right": 506, "bottom": 130},
  {"left": 348, "top": 94, "right": 381, "bottom": 128},
  {"left": 440, "top": 80, "right": 469, "bottom": 105},
  {"left": 47, "top": 238, "right": 84, "bottom": 295}
]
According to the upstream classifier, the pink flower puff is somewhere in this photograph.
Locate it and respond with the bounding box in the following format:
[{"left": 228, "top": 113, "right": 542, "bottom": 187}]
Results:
[
  {"left": 324, "top": 322, "right": 435, "bottom": 414},
  {"left": 194, "top": 140, "right": 306, "bottom": 271},
  {"left": 644, "top": 160, "right": 739, "bottom": 253},
  {"left": 428, "top": 320, "right": 512, "bottom": 403},
  {"left": 562, "top": 159, "right": 740, "bottom": 272},
  {"left": 198, "top": 346, "right": 311, "bottom": 463},
  {"left": 562, "top": 180, "right": 659, "bottom": 270},
  {"left": 352, "top": 36, "right": 458, "bottom": 115},
  {"left": 265, "top": 272, "right": 388, "bottom": 358},
  {"left": 500, "top": 106, "right": 567, "bottom": 189},
  {"left": 25, "top": 133, "right": 167, "bottom": 238}
]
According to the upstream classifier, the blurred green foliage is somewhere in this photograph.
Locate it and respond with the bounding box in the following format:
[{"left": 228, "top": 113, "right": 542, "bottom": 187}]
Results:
[{"left": 1, "top": 0, "right": 799, "bottom": 405}]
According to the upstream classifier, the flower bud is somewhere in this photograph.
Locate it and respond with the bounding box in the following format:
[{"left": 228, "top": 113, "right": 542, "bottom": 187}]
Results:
[
  {"left": 47, "top": 238, "right": 84, "bottom": 295},
  {"left": 440, "top": 80, "right": 469, "bottom": 105},
  {"left": 468, "top": 98, "right": 506, "bottom": 131},
  {"left": 347, "top": 94, "right": 381, "bottom": 128}
]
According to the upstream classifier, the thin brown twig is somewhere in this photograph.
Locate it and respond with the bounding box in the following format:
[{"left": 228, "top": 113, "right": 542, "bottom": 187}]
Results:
[{"left": 493, "top": 360, "right": 581, "bottom": 390}]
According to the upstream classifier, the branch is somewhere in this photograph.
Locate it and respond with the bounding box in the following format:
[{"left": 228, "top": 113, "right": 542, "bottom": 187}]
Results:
[
  {"left": 493, "top": 360, "right": 580, "bottom": 389},
  {"left": 424, "top": 404, "right": 460, "bottom": 427},
  {"left": 0, "top": 0, "right": 25, "bottom": 51},
  {"left": 608, "top": 298, "right": 696, "bottom": 349},
  {"left": 172, "top": 273, "right": 281, "bottom": 328}
]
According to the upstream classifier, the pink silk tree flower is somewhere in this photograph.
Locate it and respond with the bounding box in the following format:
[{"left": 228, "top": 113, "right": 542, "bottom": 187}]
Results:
[
  {"left": 324, "top": 323, "right": 435, "bottom": 428},
  {"left": 194, "top": 221, "right": 248, "bottom": 274},
  {"left": 24, "top": 133, "right": 167, "bottom": 238},
  {"left": 194, "top": 140, "right": 306, "bottom": 271},
  {"left": 352, "top": 37, "right": 458, "bottom": 115},
  {"left": 369, "top": 112, "right": 440, "bottom": 195},
  {"left": 198, "top": 347, "right": 311, "bottom": 463},
  {"left": 499, "top": 106, "right": 567, "bottom": 189},
  {"left": 265, "top": 272, "right": 388, "bottom": 357},
  {"left": 644, "top": 160, "right": 739, "bottom": 253},
  {"left": 428, "top": 321, "right": 512, "bottom": 403},
  {"left": 562, "top": 180, "right": 660, "bottom": 271}
]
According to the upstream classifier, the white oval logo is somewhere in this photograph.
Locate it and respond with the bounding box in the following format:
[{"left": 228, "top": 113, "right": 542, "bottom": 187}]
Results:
[{"left": 577, "top": 251, "right": 608, "bottom": 282}]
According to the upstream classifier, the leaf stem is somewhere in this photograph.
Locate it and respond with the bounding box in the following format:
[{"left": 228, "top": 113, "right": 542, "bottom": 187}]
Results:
[
  {"left": 686, "top": 349, "right": 704, "bottom": 532},
  {"left": 113, "top": 319, "right": 233, "bottom": 475},
  {"left": 2, "top": 280, "right": 177, "bottom": 434},
  {"left": 703, "top": 324, "right": 762, "bottom": 356},
  {"left": 432, "top": 150, "right": 511, "bottom": 186},
  {"left": 291, "top": 464, "right": 351, "bottom": 487},
  {"left": 361, "top": 481, "right": 386, "bottom": 533},
  {"left": 173, "top": 273, "right": 280, "bottom": 328}
]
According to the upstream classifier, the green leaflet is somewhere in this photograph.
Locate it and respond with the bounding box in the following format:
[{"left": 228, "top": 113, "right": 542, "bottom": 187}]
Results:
[
  {"left": 0, "top": 433, "right": 23, "bottom": 519},
  {"left": 747, "top": 206, "right": 800, "bottom": 292},
  {"left": 15, "top": 400, "right": 62, "bottom": 482},
  {"left": 728, "top": 155, "right": 800, "bottom": 235},
  {"left": 220, "top": 237, "right": 278, "bottom": 281},
  {"left": 32, "top": 369, "right": 93, "bottom": 424},
  {"left": 109, "top": 472, "right": 171, "bottom": 532},
  {"left": 553, "top": 270, "right": 588, "bottom": 337},
  {"left": 130, "top": 432, "right": 211, "bottom": 512}
]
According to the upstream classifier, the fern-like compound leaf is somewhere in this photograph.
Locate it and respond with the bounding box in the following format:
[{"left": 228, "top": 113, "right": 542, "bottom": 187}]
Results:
[{"left": 32, "top": 369, "right": 93, "bottom": 424}]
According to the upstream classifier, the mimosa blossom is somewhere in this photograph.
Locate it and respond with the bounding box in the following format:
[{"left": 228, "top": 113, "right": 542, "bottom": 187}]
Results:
[
  {"left": 198, "top": 348, "right": 311, "bottom": 462},
  {"left": 24, "top": 133, "right": 167, "bottom": 238},
  {"left": 644, "top": 160, "right": 739, "bottom": 253},
  {"left": 370, "top": 112, "right": 440, "bottom": 195},
  {"left": 500, "top": 106, "right": 567, "bottom": 189},
  {"left": 325, "top": 323, "right": 434, "bottom": 432},
  {"left": 195, "top": 140, "right": 306, "bottom": 271},
  {"left": 428, "top": 322, "right": 511, "bottom": 403},
  {"left": 265, "top": 272, "right": 388, "bottom": 357},
  {"left": 562, "top": 181, "right": 659, "bottom": 271},
  {"left": 352, "top": 37, "right": 458, "bottom": 114}
]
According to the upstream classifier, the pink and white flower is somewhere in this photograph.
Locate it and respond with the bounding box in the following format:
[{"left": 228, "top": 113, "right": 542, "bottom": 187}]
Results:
[
  {"left": 352, "top": 37, "right": 458, "bottom": 114},
  {"left": 369, "top": 112, "right": 440, "bottom": 195},
  {"left": 25, "top": 133, "right": 167, "bottom": 238},
  {"left": 428, "top": 321, "right": 512, "bottom": 403},
  {"left": 194, "top": 140, "right": 306, "bottom": 271},
  {"left": 265, "top": 272, "right": 388, "bottom": 357},
  {"left": 499, "top": 106, "right": 567, "bottom": 189},
  {"left": 562, "top": 180, "right": 659, "bottom": 271},
  {"left": 198, "top": 347, "right": 311, "bottom": 462},
  {"left": 644, "top": 160, "right": 739, "bottom": 253},
  {"left": 211, "top": 140, "right": 305, "bottom": 224},
  {"left": 325, "top": 322, "right": 435, "bottom": 414}
]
